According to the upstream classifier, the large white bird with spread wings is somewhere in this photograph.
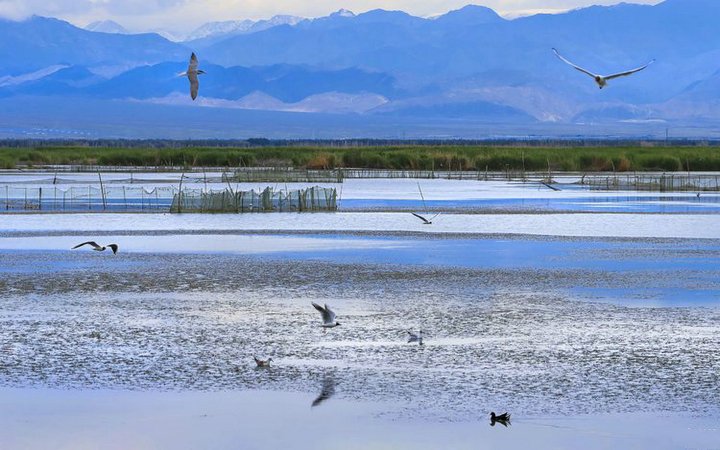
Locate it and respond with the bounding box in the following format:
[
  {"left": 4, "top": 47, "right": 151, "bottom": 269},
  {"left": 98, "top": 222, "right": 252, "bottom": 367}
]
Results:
[
  {"left": 552, "top": 48, "right": 654, "bottom": 89},
  {"left": 181, "top": 52, "right": 205, "bottom": 100},
  {"left": 312, "top": 302, "right": 341, "bottom": 328}
]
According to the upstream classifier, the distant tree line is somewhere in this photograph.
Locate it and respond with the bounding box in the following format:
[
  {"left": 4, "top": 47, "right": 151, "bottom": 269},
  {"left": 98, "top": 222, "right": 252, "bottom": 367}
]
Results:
[{"left": 0, "top": 138, "right": 719, "bottom": 149}]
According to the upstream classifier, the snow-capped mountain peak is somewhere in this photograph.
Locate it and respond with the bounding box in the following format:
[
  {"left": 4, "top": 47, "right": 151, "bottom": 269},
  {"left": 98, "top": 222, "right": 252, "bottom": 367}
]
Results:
[
  {"left": 85, "top": 20, "right": 129, "bottom": 34},
  {"left": 330, "top": 9, "right": 356, "bottom": 18},
  {"left": 185, "top": 20, "right": 256, "bottom": 41}
]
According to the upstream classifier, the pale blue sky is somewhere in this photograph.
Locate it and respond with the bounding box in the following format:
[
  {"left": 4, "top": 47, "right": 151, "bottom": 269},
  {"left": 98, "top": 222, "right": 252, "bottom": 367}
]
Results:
[{"left": 0, "top": 0, "right": 662, "bottom": 33}]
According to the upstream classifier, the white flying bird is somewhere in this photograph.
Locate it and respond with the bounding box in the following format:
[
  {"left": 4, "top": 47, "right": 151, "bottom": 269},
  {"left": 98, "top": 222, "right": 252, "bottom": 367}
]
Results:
[
  {"left": 72, "top": 241, "right": 118, "bottom": 254},
  {"left": 180, "top": 52, "right": 206, "bottom": 100},
  {"left": 552, "top": 48, "right": 654, "bottom": 89},
  {"left": 312, "top": 302, "right": 341, "bottom": 328}
]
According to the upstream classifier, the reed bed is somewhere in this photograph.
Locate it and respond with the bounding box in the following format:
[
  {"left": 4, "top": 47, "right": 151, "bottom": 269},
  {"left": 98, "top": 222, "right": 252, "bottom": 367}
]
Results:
[{"left": 2, "top": 145, "right": 720, "bottom": 172}]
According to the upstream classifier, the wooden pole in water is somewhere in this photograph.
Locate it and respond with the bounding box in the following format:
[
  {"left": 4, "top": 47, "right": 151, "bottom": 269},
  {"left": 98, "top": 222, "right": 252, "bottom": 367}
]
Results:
[
  {"left": 97, "top": 170, "right": 107, "bottom": 210},
  {"left": 177, "top": 172, "right": 185, "bottom": 213}
]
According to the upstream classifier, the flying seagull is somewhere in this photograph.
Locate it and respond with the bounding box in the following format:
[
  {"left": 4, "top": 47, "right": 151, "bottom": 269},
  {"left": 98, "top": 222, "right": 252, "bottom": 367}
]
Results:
[
  {"left": 311, "top": 376, "right": 336, "bottom": 408},
  {"left": 412, "top": 182, "right": 439, "bottom": 224},
  {"left": 180, "top": 52, "right": 206, "bottom": 100},
  {"left": 72, "top": 241, "right": 118, "bottom": 254},
  {"left": 490, "top": 412, "right": 511, "bottom": 427},
  {"left": 552, "top": 48, "right": 654, "bottom": 89},
  {"left": 411, "top": 212, "right": 438, "bottom": 225},
  {"left": 312, "top": 302, "right": 341, "bottom": 328},
  {"left": 253, "top": 356, "right": 272, "bottom": 368}
]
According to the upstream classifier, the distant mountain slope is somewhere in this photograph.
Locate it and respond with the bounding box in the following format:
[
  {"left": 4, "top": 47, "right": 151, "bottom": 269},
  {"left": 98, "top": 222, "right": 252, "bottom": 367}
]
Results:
[
  {"left": 0, "top": 16, "right": 187, "bottom": 74},
  {"left": 85, "top": 20, "right": 129, "bottom": 34},
  {"left": 0, "top": 61, "right": 400, "bottom": 105},
  {"left": 185, "top": 15, "right": 305, "bottom": 47},
  {"left": 1, "top": 1, "right": 720, "bottom": 130},
  {"left": 200, "top": 0, "right": 720, "bottom": 101}
]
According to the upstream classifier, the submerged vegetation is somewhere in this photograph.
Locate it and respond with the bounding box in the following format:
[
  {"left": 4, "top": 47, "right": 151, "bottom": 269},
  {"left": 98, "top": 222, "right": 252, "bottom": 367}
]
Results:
[{"left": 1, "top": 145, "right": 720, "bottom": 172}]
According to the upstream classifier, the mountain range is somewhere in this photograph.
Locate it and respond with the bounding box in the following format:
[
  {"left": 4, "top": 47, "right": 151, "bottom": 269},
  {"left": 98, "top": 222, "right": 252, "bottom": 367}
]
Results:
[{"left": 1, "top": 0, "right": 720, "bottom": 139}]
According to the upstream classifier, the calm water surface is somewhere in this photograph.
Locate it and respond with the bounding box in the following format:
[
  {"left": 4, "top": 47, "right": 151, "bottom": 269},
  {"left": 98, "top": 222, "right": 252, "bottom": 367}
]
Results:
[{"left": 1, "top": 231, "right": 719, "bottom": 448}]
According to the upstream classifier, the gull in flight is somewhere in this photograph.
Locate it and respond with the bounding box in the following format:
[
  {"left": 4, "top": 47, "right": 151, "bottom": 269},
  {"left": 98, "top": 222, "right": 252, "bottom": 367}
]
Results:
[
  {"left": 312, "top": 302, "right": 341, "bottom": 328},
  {"left": 552, "top": 48, "right": 654, "bottom": 89},
  {"left": 411, "top": 212, "right": 438, "bottom": 225},
  {"left": 412, "top": 182, "right": 439, "bottom": 224},
  {"left": 253, "top": 356, "right": 272, "bottom": 368},
  {"left": 72, "top": 241, "right": 118, "bottom": 254},
  {"left": 490, "top": 412, "right": 511, "bottom": 427},
  {"left": 311, "top": 376, "right": 336, "bottom": 408},
  {"left": 180, "top": 52, "right": 206, "bottom": 100},
  {"left": 407, "top": 330, "right": 424, "bottom": 345}
]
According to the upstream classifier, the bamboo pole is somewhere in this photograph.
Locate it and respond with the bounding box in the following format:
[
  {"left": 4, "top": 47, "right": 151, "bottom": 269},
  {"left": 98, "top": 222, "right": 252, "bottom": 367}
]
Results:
[{"left": 97, "top": 170, "right": 107, "bottom": 210}]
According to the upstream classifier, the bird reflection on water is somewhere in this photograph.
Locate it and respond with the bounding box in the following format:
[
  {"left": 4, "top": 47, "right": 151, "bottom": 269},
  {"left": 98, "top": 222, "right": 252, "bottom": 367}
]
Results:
[
  {"left": 407, "top": 330, "right": 424, "bottom": 346},
  {"left": 311, "top": 376, "right": 337, "bottom": 408}
]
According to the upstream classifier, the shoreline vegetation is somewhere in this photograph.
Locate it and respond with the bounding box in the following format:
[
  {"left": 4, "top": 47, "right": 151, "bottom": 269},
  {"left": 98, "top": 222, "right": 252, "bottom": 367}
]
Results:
[{"left": 1, "top": 144, "right": 720, "bottom": 172}]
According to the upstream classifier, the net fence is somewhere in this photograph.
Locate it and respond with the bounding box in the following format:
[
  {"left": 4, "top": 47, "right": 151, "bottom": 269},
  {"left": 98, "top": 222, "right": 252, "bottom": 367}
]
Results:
[
  {"left": 170, "top": 186, "right": 337, "bottom": 213},
  {"left": 1, "top": 185, "right": 337, "bottom": 213}
]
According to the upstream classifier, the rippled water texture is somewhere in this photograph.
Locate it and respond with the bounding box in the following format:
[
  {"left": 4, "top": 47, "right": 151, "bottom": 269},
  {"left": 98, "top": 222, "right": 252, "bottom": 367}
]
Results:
[
  {"left": 1, "top": 236, "right": 719, "bottom": 421},
  {"left": 1, "top": 175, "right": 720, "bottom": 448}
]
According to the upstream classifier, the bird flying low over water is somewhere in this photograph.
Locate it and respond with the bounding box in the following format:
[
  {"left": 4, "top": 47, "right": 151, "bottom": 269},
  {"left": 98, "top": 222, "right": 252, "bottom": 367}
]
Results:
[
  {"left": 411, "top": 212, "right": 438, "bottom": 225},
  {"left": 552, "top": 48, "right": 654, "bottom": 89},
  {"left": 180, "top": 52, "right": 205, "bottom": 100},
  {"left": 413, "top": 182, "right": 438, "bottom": 224},
  {"left": 312, "top": 302, "right": 341, "bottom": 328},
  {"left": 72, "top": 241, "right": 118, "bottom": 254}
]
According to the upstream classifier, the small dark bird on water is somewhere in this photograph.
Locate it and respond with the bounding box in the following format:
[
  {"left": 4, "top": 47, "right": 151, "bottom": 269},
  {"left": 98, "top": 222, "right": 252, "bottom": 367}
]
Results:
[
  {"left": 72, "top": 241, "right": 118, "bottom": 254},
  {"left": 490, "top": 412, "right": 511, "bottom": 427},
  {"left": 253, "top": 356, "right": 272, "bottom": 368}
]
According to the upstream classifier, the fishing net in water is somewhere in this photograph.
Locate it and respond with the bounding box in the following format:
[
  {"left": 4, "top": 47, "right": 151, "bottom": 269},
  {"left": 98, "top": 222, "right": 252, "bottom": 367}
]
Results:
[
  {"left": 1, "top": 185, "right": 336, "bottom": 213},
  {"left": 170, "top": 186, "right": 337, "bottom": 213}
]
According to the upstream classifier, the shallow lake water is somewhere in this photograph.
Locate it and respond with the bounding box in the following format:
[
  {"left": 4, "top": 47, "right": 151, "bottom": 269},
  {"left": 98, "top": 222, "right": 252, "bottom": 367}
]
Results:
[
  {"left": 3, "top": 174, "right": 719, "bottom": 213},
  {"left": 1, "top": 388, "right": 718, "bottom": 450},
  {"left": 1, "top": 175, "right": 720, "bottom": 448},
  {"left": 0, "top": 229, "right": 719, "bottom": 448}
]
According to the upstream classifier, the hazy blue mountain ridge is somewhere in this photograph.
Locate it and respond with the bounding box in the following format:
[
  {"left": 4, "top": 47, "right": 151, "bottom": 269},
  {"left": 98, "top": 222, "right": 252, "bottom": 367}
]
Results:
[{"left": 2, "top": 0, "right": 720, "bottom": 136}]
